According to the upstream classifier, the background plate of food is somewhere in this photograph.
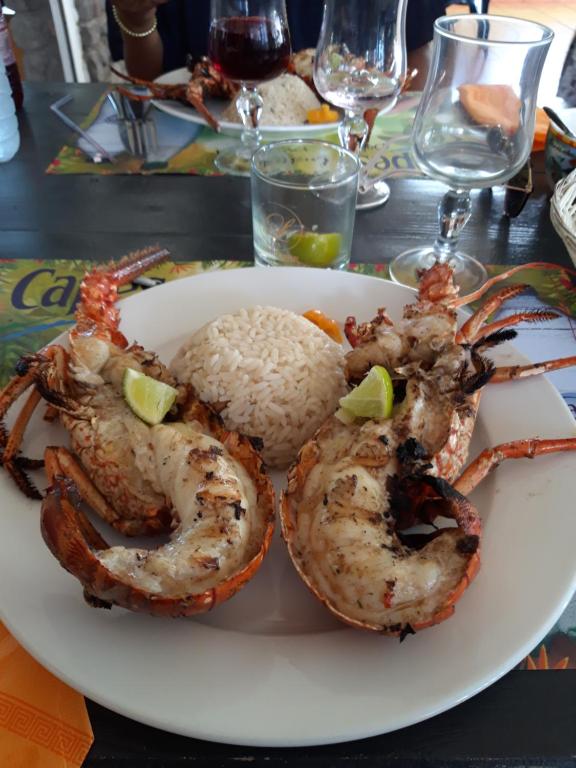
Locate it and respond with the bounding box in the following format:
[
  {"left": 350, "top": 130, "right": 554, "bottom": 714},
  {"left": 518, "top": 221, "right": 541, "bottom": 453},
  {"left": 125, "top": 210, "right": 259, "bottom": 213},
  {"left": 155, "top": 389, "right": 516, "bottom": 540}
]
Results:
[
  {"left": 0, "top": 265, "right": 575, "bottom": 747},
  {"left": 151, "top": 66, "right": 343, "bottom": 136}
]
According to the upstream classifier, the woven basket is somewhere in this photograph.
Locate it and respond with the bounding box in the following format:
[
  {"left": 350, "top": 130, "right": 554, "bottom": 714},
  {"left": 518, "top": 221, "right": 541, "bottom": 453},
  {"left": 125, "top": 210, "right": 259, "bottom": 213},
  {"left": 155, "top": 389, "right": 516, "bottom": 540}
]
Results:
[{"left": 550, "top": 168, "right": 576, "bottom": 267}]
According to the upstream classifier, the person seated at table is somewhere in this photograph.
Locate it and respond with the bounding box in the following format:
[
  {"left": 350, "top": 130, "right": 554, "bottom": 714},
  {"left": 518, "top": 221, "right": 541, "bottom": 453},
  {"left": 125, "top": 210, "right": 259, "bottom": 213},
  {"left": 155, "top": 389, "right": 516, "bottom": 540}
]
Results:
[{"left": 106, "top": 0, "right": 449, "bottom": 90}]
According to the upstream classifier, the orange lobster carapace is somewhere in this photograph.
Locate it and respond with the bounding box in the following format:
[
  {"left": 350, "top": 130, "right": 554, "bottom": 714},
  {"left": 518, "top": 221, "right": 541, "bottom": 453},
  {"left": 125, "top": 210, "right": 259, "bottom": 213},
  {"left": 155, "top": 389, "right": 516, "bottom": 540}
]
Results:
[
  {"left": 281, "top": 262, "right": 576, "bottom": 636},
  {"left": 0, "top": 248, "right": 274, "bottom": 616}
]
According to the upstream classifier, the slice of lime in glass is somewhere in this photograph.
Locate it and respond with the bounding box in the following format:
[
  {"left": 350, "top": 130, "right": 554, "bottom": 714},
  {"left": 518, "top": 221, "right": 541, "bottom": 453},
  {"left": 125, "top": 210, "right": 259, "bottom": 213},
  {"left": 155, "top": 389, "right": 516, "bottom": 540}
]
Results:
[
  {"left": 338, "top": 365, "right": 394, "bottom": 420},
  {"left": 122, "top": 367, "right": 178, "bottom": 426},
  {"left": 288, "top": 231, "right": 342, "bottom": 267}
]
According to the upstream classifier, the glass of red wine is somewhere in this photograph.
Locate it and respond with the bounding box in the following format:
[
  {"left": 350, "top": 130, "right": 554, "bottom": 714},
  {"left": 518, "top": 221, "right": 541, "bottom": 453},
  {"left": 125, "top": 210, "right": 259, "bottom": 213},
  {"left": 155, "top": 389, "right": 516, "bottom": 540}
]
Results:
[{"left": 209, "top": 0, "right": 291, "bottom": 176}]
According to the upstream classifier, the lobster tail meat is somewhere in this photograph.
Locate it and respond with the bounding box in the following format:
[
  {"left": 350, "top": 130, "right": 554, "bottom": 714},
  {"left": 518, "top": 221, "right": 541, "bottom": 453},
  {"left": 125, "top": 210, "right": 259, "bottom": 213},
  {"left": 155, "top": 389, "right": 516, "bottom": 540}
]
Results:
[
  {"left": 42, "top": 420, "right": 275, "bottom": 616},
  {"left": 280, "top": 411, "right": 482, "bottom": 635}
]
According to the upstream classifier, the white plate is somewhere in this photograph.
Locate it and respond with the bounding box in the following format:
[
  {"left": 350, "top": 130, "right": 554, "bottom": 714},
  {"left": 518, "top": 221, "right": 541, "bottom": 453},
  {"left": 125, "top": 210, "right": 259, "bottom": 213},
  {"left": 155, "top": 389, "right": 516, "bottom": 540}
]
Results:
[
  {"left": 1, "top": 268, "right": 575, "bottom": 748},
  {"left": 151, "top": 67, "right": 342, "bottom": 137}
]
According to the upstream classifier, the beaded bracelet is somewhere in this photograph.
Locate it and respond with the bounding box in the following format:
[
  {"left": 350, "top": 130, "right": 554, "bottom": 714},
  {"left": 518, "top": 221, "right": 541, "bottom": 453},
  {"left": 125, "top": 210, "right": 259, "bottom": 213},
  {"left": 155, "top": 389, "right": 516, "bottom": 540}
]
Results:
[{"left": 112, "top": 4, "right": 158, "bottom": 38}]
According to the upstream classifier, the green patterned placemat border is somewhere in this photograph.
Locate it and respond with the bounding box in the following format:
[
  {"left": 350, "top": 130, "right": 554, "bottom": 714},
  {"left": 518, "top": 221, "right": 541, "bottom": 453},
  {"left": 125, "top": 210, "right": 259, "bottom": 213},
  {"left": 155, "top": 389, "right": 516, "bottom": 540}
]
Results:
[{"left": 45, "top": 89, "right": 417, "bottom": 176}]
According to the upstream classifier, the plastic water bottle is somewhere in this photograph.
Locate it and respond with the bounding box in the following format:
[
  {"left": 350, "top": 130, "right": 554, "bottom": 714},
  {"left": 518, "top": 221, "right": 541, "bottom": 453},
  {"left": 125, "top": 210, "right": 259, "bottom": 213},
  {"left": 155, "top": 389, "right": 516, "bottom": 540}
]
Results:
[
  {"left": 0, "top": 60, "right": 19, "bottom": 162},
  {"left": 0, "top": 3, "right": 23, "bottom": 110}
]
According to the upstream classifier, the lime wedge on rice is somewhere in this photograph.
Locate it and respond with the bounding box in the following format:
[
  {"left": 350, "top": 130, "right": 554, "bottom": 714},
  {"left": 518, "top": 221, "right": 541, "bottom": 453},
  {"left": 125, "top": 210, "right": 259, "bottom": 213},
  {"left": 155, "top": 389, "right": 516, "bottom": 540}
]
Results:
[
  {"left": 122, "top": 368, "right": 178, "bottom": 425},
  {"left": 337, "top": 365, "right": 394, "bottom": 422}
]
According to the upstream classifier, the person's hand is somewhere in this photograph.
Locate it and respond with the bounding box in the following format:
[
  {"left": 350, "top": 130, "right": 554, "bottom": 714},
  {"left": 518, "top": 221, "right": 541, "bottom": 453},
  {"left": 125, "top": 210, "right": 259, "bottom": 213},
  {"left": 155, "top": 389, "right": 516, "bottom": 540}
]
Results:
[{"left": 113, "top": 0, "right": 168, "bottom": 32}]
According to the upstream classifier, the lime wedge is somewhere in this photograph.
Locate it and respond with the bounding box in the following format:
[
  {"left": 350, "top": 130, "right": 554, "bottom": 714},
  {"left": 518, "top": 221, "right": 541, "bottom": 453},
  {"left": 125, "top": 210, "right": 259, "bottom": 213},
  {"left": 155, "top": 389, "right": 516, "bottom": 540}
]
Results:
[
  {"left": 122, "top": 368, "right": 178, "bottom": 425},
  {"left": 288, "top": 231, "right": 342, "bottom": 267},
  {"left": 335, "top": 406, "right": 358, "bottom": 425},
  {"left": 338, "top": 365, "right": 394, "bottom": 420}
]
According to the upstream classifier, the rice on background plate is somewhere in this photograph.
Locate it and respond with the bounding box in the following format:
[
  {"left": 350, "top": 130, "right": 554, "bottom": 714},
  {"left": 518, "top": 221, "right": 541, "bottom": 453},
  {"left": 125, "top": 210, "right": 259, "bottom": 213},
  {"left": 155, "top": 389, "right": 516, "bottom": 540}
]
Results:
[
  {"left": 170, "top": 306, "right": 347, "bottom": 467},
  {"left": 222, "top": 74, "right": 321, "bottom": 126}
]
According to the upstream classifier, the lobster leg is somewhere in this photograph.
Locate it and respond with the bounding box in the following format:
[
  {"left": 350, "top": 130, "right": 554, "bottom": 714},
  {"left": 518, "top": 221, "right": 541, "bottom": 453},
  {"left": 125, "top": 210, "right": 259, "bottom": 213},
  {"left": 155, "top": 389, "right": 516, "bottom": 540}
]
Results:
[
  {"left": 0, "top": 345, "right": 67, "bottom": 432},
  {"left": 470, "top": 310, "right": 559, "bottom": 345},
  {"left": 44, "top": 405, "right": 59, "bottom": 422},
  {"left": 42, "top": 457, "right": 114, "bottom": 608},
  {"left": 111, "top": 67, "right": 188, "bottom": 100},
  {"left": 491, "top": 355, "right": 576, "bottom": 383},
  {"left": 186, "top": 91, "right": 220, "bottom": 132},
  {"left": 452, "top": 263, "right": 565, "bottom": 308},
  {"left": 454, "top": 438, "right": 576, "bottom": 496},
  {"left": 0, "top": 367, "right": 38, "bottom": 432},
  {"left": 45, "top": 446, "right": 168, "bottom": 537},
  {"left": 0, "top": 368, "right": 47, "bottom": 499},
  {"left": 3, "top": 387, "right": 42, "bottom": 462},
  {"left": 45, "top": 447, "right": 110, "bottom": 554},
  {"left": 116, "top": 83, "right": 189, "bottom": 103},
  {"left": 0, "top": 397, "right": 44, "bottom": 499},
  {"left": 116, "top": 85, "right": 152, "bottom": 103},
  {"left": 111, "top": 67, "right": 220, "bottom": 130},
  {"left": 110, "top": 65, "right": 152, "bottom": 88},
  {"left": 456, "top": 284, "right": 528, "bottom": 343},
  {"left": 46, "top": 447, "right": 124, "bottom": 532}
]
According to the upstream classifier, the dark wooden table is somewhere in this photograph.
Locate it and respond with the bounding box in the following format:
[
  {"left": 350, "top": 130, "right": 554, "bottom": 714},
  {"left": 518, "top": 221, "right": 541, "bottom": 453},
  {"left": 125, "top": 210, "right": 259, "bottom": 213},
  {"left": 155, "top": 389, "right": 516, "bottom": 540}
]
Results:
[
  {"left": 2, "top": 83, "right": 572, "bottom": 270},
  {"left": 1, "top": 83, "right": 575, "bottom": 768}
]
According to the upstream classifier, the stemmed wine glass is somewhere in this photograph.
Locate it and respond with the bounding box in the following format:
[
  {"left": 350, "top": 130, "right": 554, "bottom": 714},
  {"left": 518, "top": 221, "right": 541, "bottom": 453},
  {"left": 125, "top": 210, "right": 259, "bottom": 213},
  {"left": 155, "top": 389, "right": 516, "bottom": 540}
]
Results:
[
  {"left": 313, "top": 0, "right": 408, "bottom": 210},
  {"left": 209, "top": 0, "right": 291, "bottom": 176},
  {"left": 389, "top": 15, "right": 553, "bottom": 291}
]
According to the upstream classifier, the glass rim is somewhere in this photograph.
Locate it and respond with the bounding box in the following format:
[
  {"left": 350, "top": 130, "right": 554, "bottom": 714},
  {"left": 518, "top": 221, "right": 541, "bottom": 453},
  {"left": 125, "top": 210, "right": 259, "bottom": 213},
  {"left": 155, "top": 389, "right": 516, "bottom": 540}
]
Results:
[
  {"left": 433, "top": 14, "right": 554, "bottom": 46},
  {"left": 251, "top": 139, "right": 360, "bottom": 190}
]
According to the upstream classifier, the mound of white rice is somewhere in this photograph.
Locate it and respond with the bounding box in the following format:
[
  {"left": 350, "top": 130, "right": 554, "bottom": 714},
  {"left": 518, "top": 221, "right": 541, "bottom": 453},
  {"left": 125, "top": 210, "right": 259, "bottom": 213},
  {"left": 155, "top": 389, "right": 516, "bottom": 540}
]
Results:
[
  {"left": 170, "top": 306, "right": 346, "bottom": 467},
  {"left": 222, "top": 74, "right": 321, "bottom": 126}
]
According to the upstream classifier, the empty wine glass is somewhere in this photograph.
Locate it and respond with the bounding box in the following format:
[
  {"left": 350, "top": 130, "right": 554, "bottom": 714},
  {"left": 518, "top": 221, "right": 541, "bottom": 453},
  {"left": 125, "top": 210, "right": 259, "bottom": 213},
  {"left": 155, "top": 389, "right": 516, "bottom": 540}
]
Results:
[
  {"left": 209, "top": 0, "right": 291, "bottom": 176},
  {"left": 313, "top": 0, "right": 408, "bottom": 210},
  {"left": 389, "top": 15, "right": 553, "bottom": 291}
]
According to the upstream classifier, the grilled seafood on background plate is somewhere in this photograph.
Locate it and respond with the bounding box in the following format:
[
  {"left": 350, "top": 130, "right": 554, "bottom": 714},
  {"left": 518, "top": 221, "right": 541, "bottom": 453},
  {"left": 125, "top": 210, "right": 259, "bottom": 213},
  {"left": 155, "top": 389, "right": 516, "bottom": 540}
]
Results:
[
  {"left": 0, "top": 248, "right": 274, "bottom": 617},
  {"left": 112, "top": 57, "right": 238, "bottom": 132},
  {"left": 112, "top": 50, "right": 328, "bottom": 133},
  {"left": 281, "top": 262, "right": 576, "bottom": 637}
]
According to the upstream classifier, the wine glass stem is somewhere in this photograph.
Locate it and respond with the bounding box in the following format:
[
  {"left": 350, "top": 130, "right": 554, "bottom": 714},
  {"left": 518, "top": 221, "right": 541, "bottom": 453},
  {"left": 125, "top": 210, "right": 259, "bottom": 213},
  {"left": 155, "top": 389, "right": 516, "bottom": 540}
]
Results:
[
  {"left": 338, "top": 110, "right": 368, "bottom": 154},
  {"left": 433, "top": 188, "right": 472, "bottom": 262},
  {"left": 236, "top": 83, "right": 264, "bottom": 152}
]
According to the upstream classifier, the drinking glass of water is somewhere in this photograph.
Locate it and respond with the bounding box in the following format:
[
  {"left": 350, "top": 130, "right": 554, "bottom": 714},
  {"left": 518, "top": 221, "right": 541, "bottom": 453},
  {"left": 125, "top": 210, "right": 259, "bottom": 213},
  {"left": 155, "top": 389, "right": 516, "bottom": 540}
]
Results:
[
  {"left": 251, "top": 140, "right": 359, "bottom": 269},
  {"left": 389, "top": 15, "right": 553, "bottom": 292}
]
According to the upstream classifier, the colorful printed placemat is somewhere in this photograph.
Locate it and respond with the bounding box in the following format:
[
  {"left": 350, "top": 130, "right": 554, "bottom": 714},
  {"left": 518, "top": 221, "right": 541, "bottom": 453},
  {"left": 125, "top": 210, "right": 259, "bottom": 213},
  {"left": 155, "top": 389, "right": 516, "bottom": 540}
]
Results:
[
  {"left": 1, "top": 257, "right": 575, "bottom": 673},
  {"left": 46, "top": 89, "right": 417, "bottom": 177}
]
